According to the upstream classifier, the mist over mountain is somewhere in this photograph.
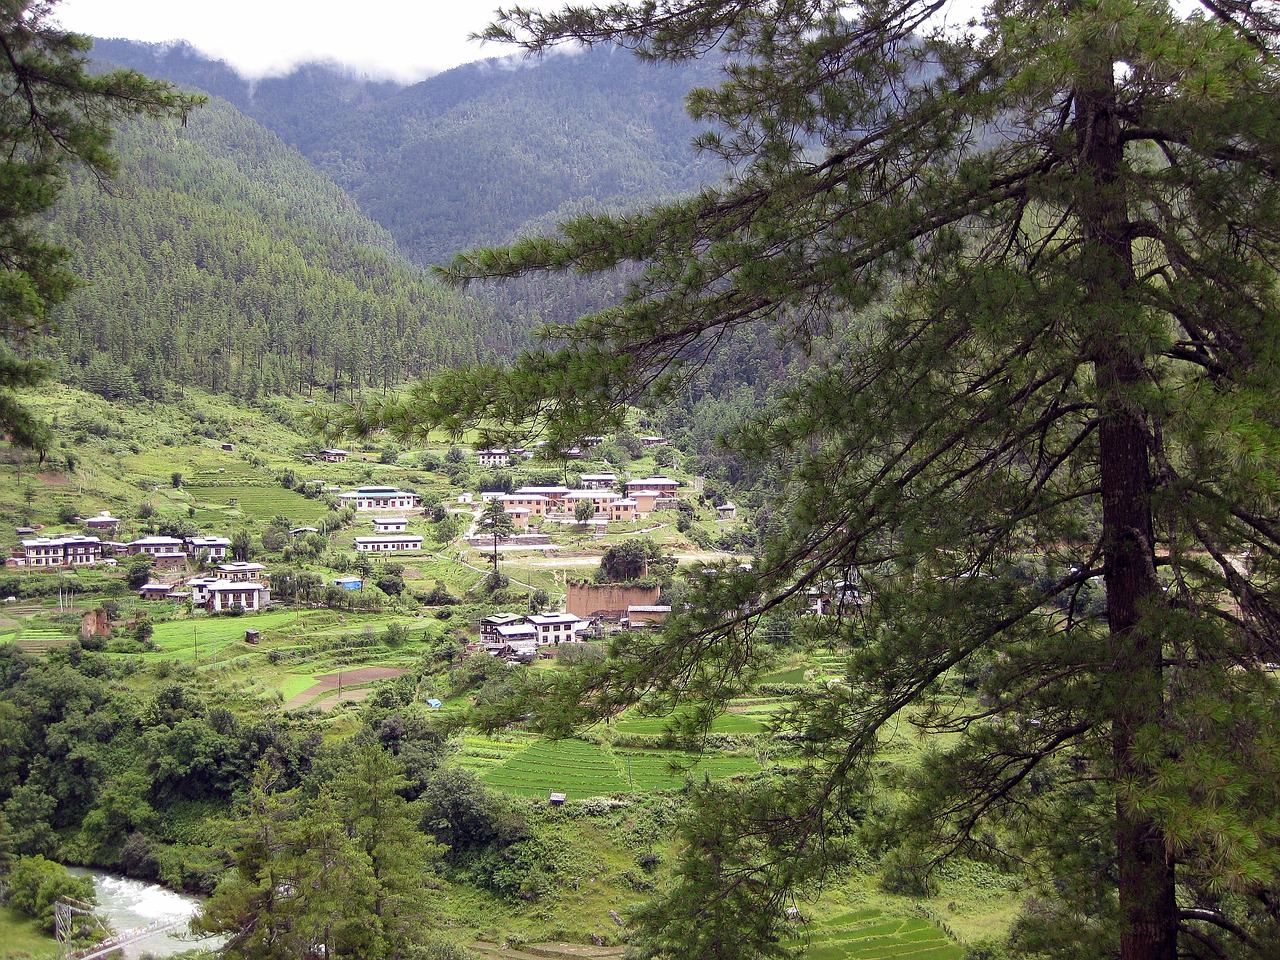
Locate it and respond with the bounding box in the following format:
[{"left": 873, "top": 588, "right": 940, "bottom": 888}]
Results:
[{"left": 92, "top": 39, "right": 724, "bottom": 266}]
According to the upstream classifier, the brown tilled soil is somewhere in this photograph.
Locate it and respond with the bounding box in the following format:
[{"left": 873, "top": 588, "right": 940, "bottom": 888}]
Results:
[{"left": 283, "top": 666, "right": 408, "bottom": 709}]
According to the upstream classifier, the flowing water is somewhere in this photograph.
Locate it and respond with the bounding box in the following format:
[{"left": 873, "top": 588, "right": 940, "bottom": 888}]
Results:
[{"left": 67, "top": 870, "right": 221, "bottom": 959}]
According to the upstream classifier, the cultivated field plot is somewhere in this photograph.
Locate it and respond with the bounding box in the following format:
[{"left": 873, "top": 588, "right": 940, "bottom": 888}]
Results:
[
  {"left": 466, "top": 736, "right": 761, "bottom": 798},
  {"left": 10, "top": 626, "right": 76, "bottom": 652},
  {"left": 151, "top": 610, "right": 301, "bottom": 651},
  {"left": 457, "top": 735, "right": 528, "bottom": 774},
  {"left": 800, "top": 910, "right": 962, "bottom": 960},
  {"left": 611, "top": 707, "right": 766, "bottom": 735},
  {"left": 611, "top": 748, "right": 758, "bottom": 791},
  {"left": 481, "top": 738, "right": 630, "bottom": 798},
  {"left": 185, "top": 484, "right": 332, "bottom": 524}
]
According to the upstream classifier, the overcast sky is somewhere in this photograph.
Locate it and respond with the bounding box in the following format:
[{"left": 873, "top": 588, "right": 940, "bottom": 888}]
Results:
[{"left": 55, "top": 0, "right": 525, "bottom": 83}]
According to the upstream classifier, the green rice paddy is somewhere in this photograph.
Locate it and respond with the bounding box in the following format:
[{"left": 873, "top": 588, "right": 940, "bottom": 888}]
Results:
[
  {"left": 462, "top": 734, "right": 761, "bottom": 798},
  {"left": 185, "top": 484, "right": 332, "bottom": 524},
  {"left": 800, "top": 909, "right": 963, "bottom": 960}
]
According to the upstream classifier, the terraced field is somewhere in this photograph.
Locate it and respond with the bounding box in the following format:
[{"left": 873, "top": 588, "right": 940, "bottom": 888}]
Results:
[
  {"left": 12, "top": 626, "right": 76, "bottom": 652},
  {"left": 463, "top": 735, "right": 761, "bottom": 798},
  {"left": 480, "top": 738, "right": 631, "bottom": 797},
  {"left": 610, "top": 706, "right": 767, "bottom": 735},
  {"left": 800, "top": 909, "right": 962, "bottom": 960},
  {"left": 185, "top": 483, "right": 332, "bottom": 524}
]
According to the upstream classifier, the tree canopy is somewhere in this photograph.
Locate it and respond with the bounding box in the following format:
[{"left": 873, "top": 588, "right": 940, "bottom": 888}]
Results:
[
  {"left": 342, "top": 0, "right": 1280, "bottom": 957},
  {"left": 0, "top": 0, "right": 200, "bottom": 451}
]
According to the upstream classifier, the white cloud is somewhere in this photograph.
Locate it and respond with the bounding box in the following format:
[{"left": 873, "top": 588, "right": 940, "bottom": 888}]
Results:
[{"left": 55, "top": 0, "right": 526, "bottom": 82}]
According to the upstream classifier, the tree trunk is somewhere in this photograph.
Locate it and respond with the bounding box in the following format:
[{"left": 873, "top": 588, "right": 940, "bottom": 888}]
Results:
[{"left": 1077, "top": 58, "right": 1178, "bottom": 960}]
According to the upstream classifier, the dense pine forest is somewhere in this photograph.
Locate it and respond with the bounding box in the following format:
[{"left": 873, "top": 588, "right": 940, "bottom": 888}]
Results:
[
  {"left": 45, "top": 98, "right": 516, "bottom": 403},
  {"left": 89, "top": 40, "right": 724, "bottom": 265}
]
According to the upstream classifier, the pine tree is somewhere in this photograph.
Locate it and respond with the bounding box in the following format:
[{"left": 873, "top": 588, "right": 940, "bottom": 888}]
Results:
[
  {"left": 0, "top": 0, "right": 201, "bottom": 451},
  {"left": 341, "top": 1, "right": 1280, "bottom": 957}
]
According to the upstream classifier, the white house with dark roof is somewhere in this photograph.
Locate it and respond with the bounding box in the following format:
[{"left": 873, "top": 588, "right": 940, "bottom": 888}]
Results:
[
  {"left": 624, "top": 476, "right": 681, "bottom": 496},
  {"left": 320, "top": 448, "right": 349, "bottom": 462},
  {"left": 477, "top": 449, "right": 510, "bottom": 467},
  {"left": 186, "top": 535, "right": 231, "bottom": 559},
  {"left": 339, "top": 486, "right": 421, "bottom": 511},
  {"left": 216, "top": 561, "right": 267, "bottom": 582},
  {"left": 18, "top": 534, "right": 103, "bottom": 568},
  {"left": 527, "top": 612, "right": 587, "bottom": 646},
  {"left": 354, "top": 534, "right": 424, "bottom": 553}
]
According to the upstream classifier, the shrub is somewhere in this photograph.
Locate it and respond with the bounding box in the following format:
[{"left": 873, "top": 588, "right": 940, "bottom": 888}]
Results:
[
  {"left": 878, "top": 846, "right": 940, "bottom": 898},
  {"left": 7, "top": 855, "right": 96, "bottom": 932}
]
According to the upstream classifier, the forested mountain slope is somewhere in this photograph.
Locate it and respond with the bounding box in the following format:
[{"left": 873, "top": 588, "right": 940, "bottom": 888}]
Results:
[
  {"left": 89, "top": 40, "right": 723, "bottom": 265},
  {"left": 46, "top": 95, "right": 511, "bottom": 402}
]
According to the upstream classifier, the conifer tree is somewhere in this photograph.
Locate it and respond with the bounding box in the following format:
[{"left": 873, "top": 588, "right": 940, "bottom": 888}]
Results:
[
  {"left": 341, "top": 0, "right": 1280, "bottom": 956},
  {"left": 0, "top": 0, "right": 200, "bottom": 452}
]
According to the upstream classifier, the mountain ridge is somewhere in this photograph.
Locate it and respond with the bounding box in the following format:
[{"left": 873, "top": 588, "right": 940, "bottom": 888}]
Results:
[{"left": 90, "top": 39, "right": 723, "bottom": 265}]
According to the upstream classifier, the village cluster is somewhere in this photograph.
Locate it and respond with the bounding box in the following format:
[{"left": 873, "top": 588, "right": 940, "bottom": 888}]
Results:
[{"left": 5, "top": 458, "right": 695, "bottom": 650}]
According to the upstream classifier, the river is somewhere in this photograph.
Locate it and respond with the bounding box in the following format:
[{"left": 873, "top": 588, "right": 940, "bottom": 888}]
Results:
[{"left": 68, "top": 870, "right": 221, "bottom": 959}]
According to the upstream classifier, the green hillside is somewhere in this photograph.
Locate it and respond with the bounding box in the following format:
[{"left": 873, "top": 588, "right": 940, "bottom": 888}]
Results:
[{"left": 44, "top": 96, "right": 523, "bottom": 403}]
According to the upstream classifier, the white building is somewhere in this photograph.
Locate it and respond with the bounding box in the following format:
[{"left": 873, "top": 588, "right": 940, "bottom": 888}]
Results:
[
  {"left": 354, "top": 534, "right": 424, "bottom": 553},
  {"left": 339, "top": 486, "right": 421, "bottom": 511},
  {"left": 216, "top": 561, "right": 267, "bottom": 582},
  {"left": 206, "top": 580, "right": 268, "bottom": 612},
  {"left": 186, "top": 535, "right": 231, "bottom": 559},
  {"left": 18, "top": 534, "right": 103, "bottom": 568},
  {"left": 127, "top": 536, "right": 186, "bottom": 560},
  {"left": 527, "top": 613, "right": 588, "bottom": 646}
]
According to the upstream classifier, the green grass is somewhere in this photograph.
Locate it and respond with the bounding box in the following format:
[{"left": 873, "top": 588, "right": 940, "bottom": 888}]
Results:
[
  {"left": 151, "top": 610, "right": 302, "bottom": 659},
  {"left": 612, "top": 748, "right": 758, "bottom": 790},
  {"left": 0, "top": 904, "right": 58, "bottom": 959},
  {"left": 279, "top": 673, "right": 326, "bottom": 700}
]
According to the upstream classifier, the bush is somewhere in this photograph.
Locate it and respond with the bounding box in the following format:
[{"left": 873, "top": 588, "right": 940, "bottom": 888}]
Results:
[
  {"left": 409, "top": 936, "right": 480, "bottom": 960},
  {"left": 878, "top": 846, "right": 940, "bottom": 898},
  {"left": 7, "top": 855, "right": 96, "bottom": 932}
]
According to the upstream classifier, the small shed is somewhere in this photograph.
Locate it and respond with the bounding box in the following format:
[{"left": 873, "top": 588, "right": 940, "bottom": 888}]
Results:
[
  {"left": 334, "top": 576, "right": 363, "bottom": 591},
  {"left": 548, "top": 791, "right": 567, "bottom": 807},
  {"left": 245, "top": 629, "right": 261, "bottom": 644},
  {"left": 425, "top": 698, "right": 443, "bottom": 709}
]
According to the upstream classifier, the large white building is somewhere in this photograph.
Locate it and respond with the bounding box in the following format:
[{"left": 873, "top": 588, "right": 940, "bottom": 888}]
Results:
[
  {"left": 188, "top": 577, "right": 269, "bottom": 612},
  {"left": 17, "top": 535, "right": 103, "bottom": 568},
  {"left": 186, "top": 535, "right": 231, "bottom": 559},
  {"left": 339, "top": 486, "right": 421, "bottom": 511},
  {"left": 527, "top": 613, "right": 588, "bottom": 646},
  {"left": 354, "top": 534, "right": 424, "bottom": 553}
]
